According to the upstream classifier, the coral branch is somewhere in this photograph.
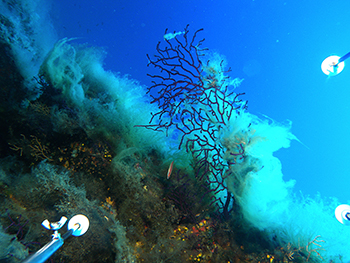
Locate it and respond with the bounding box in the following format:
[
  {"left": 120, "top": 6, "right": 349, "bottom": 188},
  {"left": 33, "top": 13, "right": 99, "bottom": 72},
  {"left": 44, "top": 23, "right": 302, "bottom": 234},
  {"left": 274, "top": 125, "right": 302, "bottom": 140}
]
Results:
[
  {"left": 306, "top": 235, "right": 325, "bottom": 261},
  {"left": 29, "top": 135, "right": 52, "bottom": 161},
  {"left": 4, "top": 211, "right": 29, "bottom": 241},
  {"left": 138, "top": 25, "right": 247, "bottom": 213}
]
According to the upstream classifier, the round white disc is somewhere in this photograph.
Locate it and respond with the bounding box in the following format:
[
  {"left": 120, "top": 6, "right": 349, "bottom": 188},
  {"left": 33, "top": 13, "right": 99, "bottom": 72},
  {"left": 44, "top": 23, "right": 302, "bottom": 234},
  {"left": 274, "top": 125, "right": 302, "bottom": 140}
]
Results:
[
  {"left": 335, "top": 204, "right": 350, "bottom": 225},
  {"left": 321, "top": 55, "right": 344, "bottom": 76},
  {"left": 68, "top": 214, "right": 90, "bottom": 236}
]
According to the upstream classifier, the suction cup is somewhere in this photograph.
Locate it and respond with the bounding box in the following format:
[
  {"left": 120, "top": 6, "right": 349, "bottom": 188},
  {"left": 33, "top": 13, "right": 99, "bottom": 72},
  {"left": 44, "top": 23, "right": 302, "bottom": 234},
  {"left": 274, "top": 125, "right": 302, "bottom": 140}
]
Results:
[
  {"left": 335, "top": 204, "right": 350, "bottom": 225},
  {"left": 67, "top": 214, "right": 89, "bottom": 236},
  {"left": 321, "top": 55, "right": 344, "bottom": 76}
]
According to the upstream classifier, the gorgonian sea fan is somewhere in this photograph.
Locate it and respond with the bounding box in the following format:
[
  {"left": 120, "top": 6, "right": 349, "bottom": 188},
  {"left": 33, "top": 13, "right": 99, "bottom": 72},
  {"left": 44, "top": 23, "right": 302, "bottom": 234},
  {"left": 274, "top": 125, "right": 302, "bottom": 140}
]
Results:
[{"left": 139, "top": 25, "right": 247, "bottom": 212}]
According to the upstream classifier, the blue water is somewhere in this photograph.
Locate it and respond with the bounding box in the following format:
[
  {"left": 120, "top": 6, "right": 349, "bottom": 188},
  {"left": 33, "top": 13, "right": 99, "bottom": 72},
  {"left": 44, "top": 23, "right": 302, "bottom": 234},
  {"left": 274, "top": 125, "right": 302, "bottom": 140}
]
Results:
[{"left": 52, "top": 0, "right": 350, "bottom": 203}]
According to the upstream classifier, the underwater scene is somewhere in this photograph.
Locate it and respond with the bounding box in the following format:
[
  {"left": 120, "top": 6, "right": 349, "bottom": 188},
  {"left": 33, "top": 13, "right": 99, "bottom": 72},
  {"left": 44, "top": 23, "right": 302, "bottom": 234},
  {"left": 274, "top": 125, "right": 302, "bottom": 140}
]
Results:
[{"left": 1, "top": 0, "right": 350, "bottom": 262}]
